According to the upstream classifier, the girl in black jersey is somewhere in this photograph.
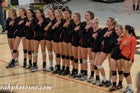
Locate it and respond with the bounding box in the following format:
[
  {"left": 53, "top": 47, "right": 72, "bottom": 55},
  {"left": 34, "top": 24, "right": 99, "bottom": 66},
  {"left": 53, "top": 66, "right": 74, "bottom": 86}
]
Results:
[
  {"left": 60, "top": 9, "right": 73, "bottom": 75},
  {"left": 90, "top": 18, "right": 102, "bottom": 85},
  {"left": 70, "top": 12, "right": 81, "bottom": 78},
  {"left": 31, "top": 9, "right": 47, "bottom": 72},
  {"left": 7, "top": 8, "right": 27, "bottom": 68},
  {"left": 44, "top": 8, "right": 55, "bottom": 72},
  {"left": 6, "top": 9, "right": 19, "bottom": 64},
  {"left": 108, "top": 24, "right": 124, "bottom": 92},
  {"left": 52, "top": 9, "right": 64, "bottom": 74},
  {"left": 78, "top": 11, "right": 94, "bottom": 81},
  {"left": 95, "top": 17, "right": 117, "bottom": 87},
  {"left": 25, "top": 9, "right": 36, "bottom": 69}
]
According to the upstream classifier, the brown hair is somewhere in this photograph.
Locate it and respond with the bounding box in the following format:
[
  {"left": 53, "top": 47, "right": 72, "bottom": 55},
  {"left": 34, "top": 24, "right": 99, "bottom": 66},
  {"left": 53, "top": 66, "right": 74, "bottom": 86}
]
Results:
[
  {"left": 86, "top": 11, "right": 94, "bottom": 20},
  {"left": 115, "top": 24, "right": 123, "bottom": 30},
  {"left": 55, "top": 9, "right": 63, "bottom": 18},
  {"left": 9, "top": 8, "right": 17, "bottom": 17},
  {"left": 74, "top": 12, "right": 81, "bottom": 21},
  {"left": 48, "top": 7, "right": 54, "bottom": 13},
  {"left": 19, "top": 7, "right": 27, "bottom": 16},
  {"left": 108, "top": 17, "right": 117, "bottom": 26}
]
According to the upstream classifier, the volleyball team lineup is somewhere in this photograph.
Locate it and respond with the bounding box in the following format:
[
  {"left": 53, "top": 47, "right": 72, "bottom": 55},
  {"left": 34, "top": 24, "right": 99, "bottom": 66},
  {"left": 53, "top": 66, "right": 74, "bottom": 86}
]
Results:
[{"left": 4, "top": 5, "right": 137, "bottom": 93}]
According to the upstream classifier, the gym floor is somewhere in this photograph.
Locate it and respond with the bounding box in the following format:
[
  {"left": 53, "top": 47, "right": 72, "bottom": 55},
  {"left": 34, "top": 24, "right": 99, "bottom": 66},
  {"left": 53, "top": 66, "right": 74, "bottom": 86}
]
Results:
[{"left": 0, "top": 0, "right": 140, "bottom": 93}]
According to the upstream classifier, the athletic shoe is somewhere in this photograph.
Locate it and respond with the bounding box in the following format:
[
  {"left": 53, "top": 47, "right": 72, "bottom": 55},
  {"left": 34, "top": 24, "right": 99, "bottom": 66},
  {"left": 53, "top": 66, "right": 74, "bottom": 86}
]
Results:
[
  {"left": 69, "top": 71, "right": 74, "bottom": 78},
  {"left": 14, "top": 60, "right": 19, "bottom": 66},
  {"left": 46, "top": 67, "right": 54, "bottom": 72},
  {"left": 80, "top": 75, "right": 87, "bottom": 81},
  {"left": 117, "top": 84, "right": 123, "bottom": 89},
  {"left": 58, "top": 70, "right": 64, "bottom": 75},
  {"left": 99, "top": 81, "right": 107, "bottom": 87},
  {"left": 77, "top": 73, "right": 83, "bottom": 80},
  {"left": 124, "top": 88, "right": 133, "bottom": 93},
  {"left": 92, "top": 80, "right": 100, "bottom": 86},
  {"left": 26, "top": 64, "right": 32, "bottom": 69},
  {"left": 6, "top": 60, "right": 15, "bottom": 68},
  {"left": 105, "top": 81, "right": 112, "bottom": 87},
  {"left": 42, "top": 67, "right": 47, "bottom": 71},
  {"left": 108, "top": 86, "right": 117, "bottom": 92},
  {"left": 61, "top": 70, "right": 70, "bottom": 76},
  {"left": 87, "top": 76, "right": 94, "bottom": 82},
  {"left": 31, "top": 67, "right": 36, "bottom": 72},
  {"left": 23, "top": 61, "right": 27, "bottom": 68}
]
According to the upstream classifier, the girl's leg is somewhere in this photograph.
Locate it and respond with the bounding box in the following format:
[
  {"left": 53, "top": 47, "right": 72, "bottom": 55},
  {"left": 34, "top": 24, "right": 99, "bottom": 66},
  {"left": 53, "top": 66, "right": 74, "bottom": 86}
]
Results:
[
  {"left": 71, "top": 46, "right": 78, "bottom": 77},
  {"left": 26, "top": 39, "right": 32, "bottom": 69},
  {"left": 61, "top": 42, "right": 69, "bottom": 75},
  {"left": 22, "top": 37, "right": 27, "bottom": 68},
  {"left": 133, "top": 0, "right": 136, "bottom": 10},
  {"left": 46, "top": 40, "right": 53, "bottom": 71},
  {"left": 53, "top": 42, "right": 61, "bottom": 74},
  {"left": 40, "top": 40, "right": 46, "bottom": 71},
  {"left": 109, "top": 58, "right": 117, "bottom": 91},
  {"left": 80, "top": 47, "right": 88, "bottom": 80},
  {"left": 8, "top": 38, "right": 14, "bottom": 56},
  {"left": 87, "top": 48, "right": 94, "bottom": 82},
  {"left": 13, "top": 38, "right": 19, "bottom": 63},
  {"left": 107, "top": 54, "right": 112, "bottom": 87},
  {"left": 32, "top": 40, "right": 39, "bottom": 72},
  {"left": 116, "top": 60, "right": 123, "bottom": 89},
  {"left": 123, "top": 60, "right": 133, "bottom": 92},
  {"left": 93, "top": 52, "right": 100, "bottom": 85},
  {"left": 96, "top": 52, "right": 107, "bottom": 87}
]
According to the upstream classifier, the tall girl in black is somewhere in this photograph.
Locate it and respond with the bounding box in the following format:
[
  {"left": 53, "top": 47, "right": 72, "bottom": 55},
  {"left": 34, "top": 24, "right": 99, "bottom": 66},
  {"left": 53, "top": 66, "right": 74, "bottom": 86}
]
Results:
[
  {"left": 78, "top": 11, "right": 94, "bottom": 81},
  {"left": 32, "top": 9, "right": 47, "bottom": 72},
  {"left": 70, "top": 12, "right": 81, "bottom": 78},
  {"left": 7, "top": 8, "right": 27, "bottom": 68},
  {"left": 108, "top": 24, "right": 124, "bottom": 92},
  {"left": 25, "top": 9, "right": 36, "bottom": 69},
  {"left": 95, "top": 17, "right": 117, "bottom": 87},
  {"left": 6, "top": 9, "right": 19, "bottom": 64},
  {"left": 90, "top": 18, "right": 102, "bottom": 85},
  {"left": 52, "top": 9, "right": 64, "bottom": 74},
  {"left": 60, "top": 9, "right": 73, "bottom": 75},
  {"left": 44, "top": 8, "right": 55, "bottom": 72}
]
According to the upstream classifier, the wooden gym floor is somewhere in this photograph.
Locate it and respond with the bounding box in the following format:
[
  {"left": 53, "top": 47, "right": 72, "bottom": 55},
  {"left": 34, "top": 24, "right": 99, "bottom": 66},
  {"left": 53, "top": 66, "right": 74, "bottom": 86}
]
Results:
[
  {"left": 0, "top": 32, "right": 140, "bottom": 93},
  {"left": 0, "top": 0, "right": 140, "bottom": 92}
]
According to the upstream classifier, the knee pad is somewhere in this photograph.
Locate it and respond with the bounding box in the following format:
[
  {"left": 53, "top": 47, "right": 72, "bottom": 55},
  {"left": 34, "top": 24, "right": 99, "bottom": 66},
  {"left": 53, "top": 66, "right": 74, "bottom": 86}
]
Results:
[
  {"left": 62, "top": 55, "right": 65, "bottom": 59},
  {"left": 65, "top": 56, "right": 69, "bottom": 60},
  {"left": 89, "top": 60, "right": 93, "bottom": 64},
  {"left": 74, "top": 59, "right": 78, "bottom": 63},
  {"left": 13, "top": 49, "right": 18, "bottom": 53},
  {"left": 48, "top": 51, "right": 53, "bottom": 56},
  {"left": 56, "top": 54, "right": 60, "bottom": 58},
  {"left": 112, "top": 71, "right": 117, "bottom": 76},
  {"left": 24, "top": 49, "right": 27, "bottom": 54},
  {"left": 42, "top": 52, "right": 46, "bottom": 56},
  {"left": 118, "top": 71, "right": 123, "bottom": 75},
  {"left": 83, "top": 59, "right": 87, "bottom": 64},
  {"left": 70, "top": 56, "right": 74, "bottom": 61},
  {"left": 33, "top": 52, "right": 38, "bottom": 56},
  {"left": 28, "top": 51, "right": 32, "bottom": 55},
  {"left": 124, "top": 72, "right": 130, "bottom": 78},
  {"left": 94, "top": 66, "right": 98, "bottom": 70},
  {"left": 80, "top": 59, "right": 83, "bottom": 64},
  {"left": 97, "top": 65, "right": 103, "bottom": 70}
]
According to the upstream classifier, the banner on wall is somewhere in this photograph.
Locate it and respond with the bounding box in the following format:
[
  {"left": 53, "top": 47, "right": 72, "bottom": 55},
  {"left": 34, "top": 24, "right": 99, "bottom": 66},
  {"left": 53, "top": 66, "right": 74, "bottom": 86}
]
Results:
[{"left": 18, "top": 0, "right": 34, "bottom": 5}]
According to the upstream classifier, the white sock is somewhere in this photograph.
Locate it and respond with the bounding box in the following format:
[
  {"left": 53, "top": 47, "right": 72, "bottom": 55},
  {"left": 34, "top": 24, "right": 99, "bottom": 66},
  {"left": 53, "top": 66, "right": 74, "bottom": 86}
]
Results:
[
  {"left": 103, "top": 76, "right": 106, "bottom": 82},
  {"left": 50, "top": 60, "right": 53, "bottom": 67},
  {"left": 15, "top": 57, "right": 18, "bottom": 61},
  {"left": 128, "top": 84, "right": 132, "bottom": 89}
]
